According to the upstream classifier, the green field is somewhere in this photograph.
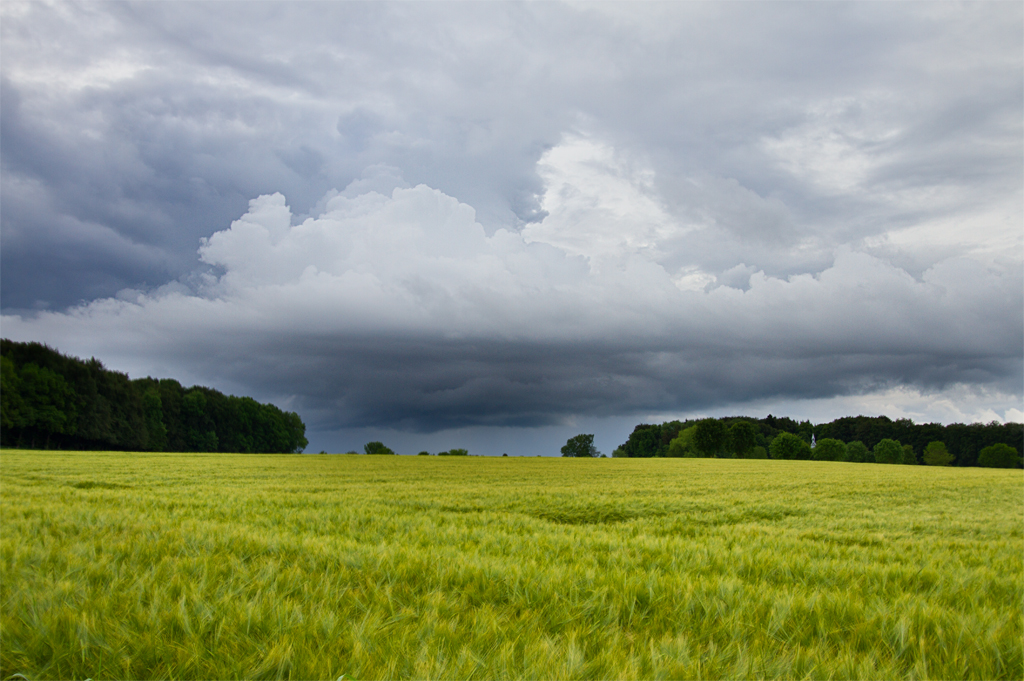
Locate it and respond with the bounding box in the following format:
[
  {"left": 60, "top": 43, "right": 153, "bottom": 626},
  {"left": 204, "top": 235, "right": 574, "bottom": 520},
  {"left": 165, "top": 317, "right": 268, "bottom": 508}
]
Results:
[{"left": 1, "top": 451, "right": 1021, "bottom": 680}]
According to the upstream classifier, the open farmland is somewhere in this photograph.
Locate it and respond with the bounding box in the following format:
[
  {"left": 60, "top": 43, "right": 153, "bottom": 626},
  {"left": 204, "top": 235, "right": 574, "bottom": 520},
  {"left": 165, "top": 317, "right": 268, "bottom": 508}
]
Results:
[{"left": 1, "top": 451, "right": 1021, "bottom": 680}]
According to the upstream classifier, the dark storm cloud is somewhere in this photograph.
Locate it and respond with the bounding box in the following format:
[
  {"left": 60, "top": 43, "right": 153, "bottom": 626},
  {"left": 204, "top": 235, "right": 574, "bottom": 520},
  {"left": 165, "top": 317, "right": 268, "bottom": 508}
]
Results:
[
  {"left": 188, "top": 336, "right": 1022, "bottom": 433},
  {"left": 3, "top": 182, "right": 1020, "bottom": 432},
  {"left": 2, "top": 1, "right": 1021, "bottom": 434}
]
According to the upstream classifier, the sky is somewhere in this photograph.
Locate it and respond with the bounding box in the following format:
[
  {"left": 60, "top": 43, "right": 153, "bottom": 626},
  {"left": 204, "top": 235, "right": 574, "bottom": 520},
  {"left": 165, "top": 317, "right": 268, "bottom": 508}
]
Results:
[{"left": 1, "top": 1, "right": 1021, "bottom": 456}]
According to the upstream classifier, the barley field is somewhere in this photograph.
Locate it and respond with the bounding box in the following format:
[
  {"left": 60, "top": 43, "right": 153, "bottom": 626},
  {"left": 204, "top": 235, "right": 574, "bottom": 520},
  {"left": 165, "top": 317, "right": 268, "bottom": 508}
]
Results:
[{"left": 1, "top": 451, "right": 1021, "bottom": 680}]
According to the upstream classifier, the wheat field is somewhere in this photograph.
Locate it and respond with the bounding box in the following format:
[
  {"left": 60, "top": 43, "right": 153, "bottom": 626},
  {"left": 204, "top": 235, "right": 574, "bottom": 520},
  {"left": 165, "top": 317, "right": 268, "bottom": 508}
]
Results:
[{"left": 1, "top": 450, "right": 1021, "bottom": 679}]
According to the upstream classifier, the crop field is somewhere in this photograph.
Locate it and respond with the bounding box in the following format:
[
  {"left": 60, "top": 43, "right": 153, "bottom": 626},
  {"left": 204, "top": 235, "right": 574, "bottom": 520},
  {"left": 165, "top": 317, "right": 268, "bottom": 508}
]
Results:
[{"left": 1, "top": 451, "right": 1021, "bottom": 680}]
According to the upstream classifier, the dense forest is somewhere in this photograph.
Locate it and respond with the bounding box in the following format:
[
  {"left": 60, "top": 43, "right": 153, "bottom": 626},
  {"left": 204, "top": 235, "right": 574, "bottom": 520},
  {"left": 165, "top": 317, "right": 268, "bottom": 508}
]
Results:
[
  {"left": 613, "top": 414, "right": 1023, "bottom": 467},
  {"left": 1, "top": 340, "right": 307, "bottom": 453}
]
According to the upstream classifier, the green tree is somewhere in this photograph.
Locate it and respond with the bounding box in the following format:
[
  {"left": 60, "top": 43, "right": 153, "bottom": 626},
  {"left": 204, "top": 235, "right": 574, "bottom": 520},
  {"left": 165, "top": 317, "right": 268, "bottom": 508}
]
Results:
[
  {"left": 769, "top": 432, "right": 811, "bottom": 460},
  {"left": 901, "top": 444, "right": 918, "bottom": 465},
  {"left": 142, "top": 388, "right": 168, "bottom": 451},
  {"left": 873, "top": 438, "right": 903, "bottom": 464},
  {"left": 0, "top": 356, "right": 26, "bottom": 431},
  {"left": 618, "top": 424, "right": 662, "bottom": 457},
  {"left": 18, "top": 363, "right": 74, "bottom": 442},
  {"left": 730, "top": 421, "right": 758, "bottom": 458},
  {"left": 438, "top": 448, "right": 468, "bottom": 456},
  {"left": 977, "top": 443, "right": 1021, "bottom": 468},
  {"left": 284, "top": 410, "right": 308, "bottom": 453},
  {"left": 922, "top": 441, "right": 954, "bottom": 466},
  {"left": 667, "top": 427, "right": 698, "bottom": 457},
  {"left": 812, "top": 438, "right": 847, "bottom": 462},
  {"left": 0, "top": 339, "right": 310, "bottom": 453},
  {"left": 561, "top": 434, "right": 597, "bottom": 457},
  {"left": 846, "top": 440, "right": 872, "bottom": 463},
  {"left": 364, "top": 441, "right": 395, "bottom": 455},
  {"left": 182, "top": 390, "right": 218, "bottom": 452},
  {"left": 694, "top": 418, "right": 728, "bottom": 457}
]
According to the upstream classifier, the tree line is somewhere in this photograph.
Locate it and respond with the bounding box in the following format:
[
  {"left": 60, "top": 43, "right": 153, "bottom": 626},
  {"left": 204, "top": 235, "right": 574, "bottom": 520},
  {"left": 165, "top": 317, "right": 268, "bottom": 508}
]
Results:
[
  {"left": 601, "top": 415, "right": 1021, "bottom": 467},
  {"left": 330, "top": 442, "right": 473, "bottom": 456},
  {"left": 1, "top": 340, "right": 307, "bottom": 453}
]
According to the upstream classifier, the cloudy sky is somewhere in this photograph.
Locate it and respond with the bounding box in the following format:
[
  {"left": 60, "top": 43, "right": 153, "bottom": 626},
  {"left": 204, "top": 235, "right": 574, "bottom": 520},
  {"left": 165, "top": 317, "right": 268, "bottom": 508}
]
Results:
[{"left": 2, "top": 1, "right": 1021, "bottom": 455}]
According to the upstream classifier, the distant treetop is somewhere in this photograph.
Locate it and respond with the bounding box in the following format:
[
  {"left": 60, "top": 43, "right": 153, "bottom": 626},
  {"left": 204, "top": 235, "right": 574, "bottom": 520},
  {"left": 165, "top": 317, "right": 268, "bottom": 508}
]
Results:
[{"left": 613, "top": 413, "right": 1021, "bottom": 467}]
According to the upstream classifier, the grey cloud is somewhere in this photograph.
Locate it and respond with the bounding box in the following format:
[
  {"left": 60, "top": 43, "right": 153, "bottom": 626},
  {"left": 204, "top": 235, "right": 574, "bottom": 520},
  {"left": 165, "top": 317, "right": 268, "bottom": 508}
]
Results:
[
  {"left": 276, "top": 146, "right": 325, "bottom": 180},
  {"left": 3, "top": 180, "right": 1019, "bottom": 434},
  {"left": 218, "top": 337, "right": 1022, "bottom": 433},
  {"left": 6, "top": 2, "right": 1018, "bottom": 285},
  {"left": 337, "top": 109, "right": 385, "bottom": 152},
  {"left": 1, "top": 1, "right": 1021, "bottom": 439}
]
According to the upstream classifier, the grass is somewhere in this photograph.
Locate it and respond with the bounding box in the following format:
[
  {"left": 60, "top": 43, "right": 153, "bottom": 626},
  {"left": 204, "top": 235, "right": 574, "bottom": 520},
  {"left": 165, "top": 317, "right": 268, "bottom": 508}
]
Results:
[{"left": 1, "top": 451, "right": 1021, "bottom": 679}]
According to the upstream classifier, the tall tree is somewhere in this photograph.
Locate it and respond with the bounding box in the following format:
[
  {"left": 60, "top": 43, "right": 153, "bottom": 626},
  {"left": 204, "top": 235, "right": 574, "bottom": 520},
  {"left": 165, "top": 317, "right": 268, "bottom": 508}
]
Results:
[
  {"left": 812, "top": 438, "right": 847, "bottom": 462},
  {"left": 561, "top": 434, "right": 598, "bottom": 458},
  {"left": 182, "top": 390, "right": 218, "bottom": 452},
  {"left": 667, "top": 427, "right": 698, "bottom": 457},
  {"left": 873, "top": 439, "right": 903, "bottom": 464},
  {"left": 769, "top": 432, "right": 811, "bottom": 460},
  {"left": 977, "top": 443, "right": 1021, "bottom": 468},
  {"left": 142, "top": 388, "right": 168, "bottom": 451},
  {"left": 0, "top": 356, "right": 26, "bottom": 431},
  {"left": 846, "top": 441, "right": 873, "bottom": 463},
  {"left": 730, "top": 421, "right": 758, "bottom": 458},
  {"left": 619, "top": 424, "right": 662, "bottom": 457},
  {"left": 17, "top": 363, "right": 74, "bottom": 447},
  {"left": 694, "top": 418, "right": 729, "bottom": 457},
  {"left": 923, "top": 441, "right": 953, "bottom": 466}
]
